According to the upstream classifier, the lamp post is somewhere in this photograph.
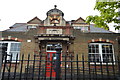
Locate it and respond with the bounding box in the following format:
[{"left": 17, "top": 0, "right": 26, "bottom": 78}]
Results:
[{"left": 55, "top": 43, "right": 62, "bottom": 80}]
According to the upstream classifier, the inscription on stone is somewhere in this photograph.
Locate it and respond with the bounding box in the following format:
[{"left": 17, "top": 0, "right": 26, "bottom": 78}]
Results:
[{"left": 46, "top": 29, "right": 62, "bottom": 34}]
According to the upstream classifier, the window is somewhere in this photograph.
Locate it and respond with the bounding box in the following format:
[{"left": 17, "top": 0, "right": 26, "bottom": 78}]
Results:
[
  {"left": 0, "top": 41, "right": 21, "bottom": 62},
  {"left": 46, "top": 43, "right": 62, "bottom": 52},
  {"left": 74, "top": 26, "right": 89, "bottom": 32},
  {"left": 88, "top": 43, "right": 115, "bottom": 64},
  {"left": 27, "top": 25, "right": 37, "bottom": 29},
  {"left": 47, "top": 44, "right": 56, "bottom": 52}
]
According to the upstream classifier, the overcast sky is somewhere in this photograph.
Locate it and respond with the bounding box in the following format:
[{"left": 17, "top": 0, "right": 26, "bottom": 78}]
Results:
[{"left": 0, "top": 0, "right": 117, "bottom": 32}]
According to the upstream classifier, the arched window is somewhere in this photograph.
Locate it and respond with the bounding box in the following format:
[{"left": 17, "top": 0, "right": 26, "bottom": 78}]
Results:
[
  {"left": 0, "top": 41, "right": 21, "bottom": 62},
  {"left": 88, "top": 43, "right": 115, "bottom": 64}
]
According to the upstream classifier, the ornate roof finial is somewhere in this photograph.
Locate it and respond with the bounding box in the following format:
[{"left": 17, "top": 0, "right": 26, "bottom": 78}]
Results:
[{"left": 54, "top": 5, "right": 57, "bottom": 9}]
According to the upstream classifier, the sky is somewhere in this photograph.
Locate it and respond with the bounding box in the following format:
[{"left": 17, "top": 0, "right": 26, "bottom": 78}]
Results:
[{"left": 0, "top": 0, "right": 118, "bottom": 32}]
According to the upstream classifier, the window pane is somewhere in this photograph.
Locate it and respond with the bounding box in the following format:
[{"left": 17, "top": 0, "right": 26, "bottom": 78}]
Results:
[
  {"left": 88, "top": 44, "right": 99, "bottom": 53},
  {"left": 89, "top": 54, "right": 101, "bottom": 62},
  {"left": 102, "top": 45, "right": 113, "bottom": 54},
  {"left": 47, "top": 44, "right": 56, "bottom": 51},
  {"left": 96, "top": 48, "right": 99, "bottom": 53},
  {"left": 88, "top": 45, "right": 91, "bottom": 48},
  {"left": 102, "top": 54, "right": 113, "bottom": 62},
  {"left": 10, "top": 52, "right": 19, "bottom": 61},
  {"left": 96, "top": 45, "right": 99, "bottom": 48},
  {"left": 92, "top": 49, "right": 95, "bottom": 53},
  {"left": 47, "top": 46, "right": 51, "bottom": 51},
  {"left": 102, "top": 50, "right": 105, "bottom": 53},
  {"left": 91, "top": 45, "right": 95, "bottom": 48},
  {"left": 110, "top": 50, "right": 113, "bottom": 53},
  {"left": 10, "top": 43, "right": 21, "bottom": 61},
  {"left": 89, "top": 49, "right": 91, "bottom": 53},
  {"left": 51, "top": 45, "right": 55, "bottom": 50},
  {"left": 10, "top": 43, "right": 21, "bottom": 51}
]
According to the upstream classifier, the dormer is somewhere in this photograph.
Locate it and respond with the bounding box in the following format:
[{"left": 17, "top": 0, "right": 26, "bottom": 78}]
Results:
[
  {"left": 72, "top": 17, "right": 90, "bottom": 32},
  {"left": 27, "top": 17, "right": 42, "bottom": 29}
]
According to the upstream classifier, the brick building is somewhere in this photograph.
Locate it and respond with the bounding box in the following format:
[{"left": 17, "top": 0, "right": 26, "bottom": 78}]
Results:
[{"left": 0, "top": 5, "right": 120, "bottom": 64}]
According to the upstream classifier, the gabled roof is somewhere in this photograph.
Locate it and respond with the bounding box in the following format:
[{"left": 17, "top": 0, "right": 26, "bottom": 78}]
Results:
[
  {"left": 72, "top": 17, "right": 87, "bottom": 24},
  {"left": 27, "top": 17, "right": 42, "bottom": 24}
]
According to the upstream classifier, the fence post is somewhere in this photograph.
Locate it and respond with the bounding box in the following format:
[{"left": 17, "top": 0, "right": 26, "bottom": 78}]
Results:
[
  {"left": 55, "top": 43, "right": 62, "bottom": 80},
  {"left": 0, "top": 44, "right": 3, "bottom": 80},
  {"left": 118, "top": 56, "right": 120, "bottom": 80},
  {"left": 0, "top": 51, "right": 2, "bottom": 80}
]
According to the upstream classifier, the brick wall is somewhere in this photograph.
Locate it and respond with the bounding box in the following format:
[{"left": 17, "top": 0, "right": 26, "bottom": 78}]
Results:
[
  {"left": 1, "top": 29, "right": 120, "bottom": 60},
  {"left": 73, "top": 30, "right": 120, "bottom": 60}
]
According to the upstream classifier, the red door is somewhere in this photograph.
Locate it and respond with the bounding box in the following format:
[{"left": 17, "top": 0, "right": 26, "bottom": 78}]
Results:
[
  {"left": 46, "top": 44, "right": 58, "bottom": 77},
  {"left": 46, "top": 52, "right": 56, "bottom": 77}
]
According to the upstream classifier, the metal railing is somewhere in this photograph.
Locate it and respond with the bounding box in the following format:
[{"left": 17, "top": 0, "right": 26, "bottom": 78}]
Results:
[{"left": 1, "top": 54, "right": 120, "bottom": 80}]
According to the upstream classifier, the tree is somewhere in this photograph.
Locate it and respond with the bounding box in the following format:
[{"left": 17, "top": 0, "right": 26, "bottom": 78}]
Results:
[{"left": 86, "top": 1, "right": 120, "bottom": 30}]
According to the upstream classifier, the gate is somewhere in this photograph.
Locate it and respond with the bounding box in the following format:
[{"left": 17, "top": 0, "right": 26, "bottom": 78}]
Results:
[{"left": 46, "top": 43, "right": 62, "bottom": 77}]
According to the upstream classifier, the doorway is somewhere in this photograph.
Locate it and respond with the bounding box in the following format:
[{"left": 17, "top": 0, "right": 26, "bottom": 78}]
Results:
[{"left": 46, "top": 43, "right": 62, "bottom": 77}]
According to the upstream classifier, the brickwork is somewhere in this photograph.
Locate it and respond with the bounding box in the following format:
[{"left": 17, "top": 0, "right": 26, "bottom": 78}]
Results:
[
  {"left": 1, "top": 28, "right": 120, "bottom": 61},
  {"left": 73, "top": 30, "right": 120, "bottom": 60}
]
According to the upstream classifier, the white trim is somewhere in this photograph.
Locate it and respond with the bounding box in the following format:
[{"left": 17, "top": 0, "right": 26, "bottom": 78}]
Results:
[
  {"left": 46, "top": 51, "right": 56, "bottom": 52},
  {"left": 0, "top": 41, "right": 21, "bottom": 62},
  {"left": 99, "top": 44, "right": 103, "bottom": 61},
  {"left": 90, "top": 62, "right": 115, "bottom": 65},
  {"left": 7, "top": 42, "right": 11, "bottom": 60},
  {"left": 89, "top": 43, "right": 115, "bottom": 64},
  {"left": 0, "top": 41, "right": 21, "bottom": 43}
]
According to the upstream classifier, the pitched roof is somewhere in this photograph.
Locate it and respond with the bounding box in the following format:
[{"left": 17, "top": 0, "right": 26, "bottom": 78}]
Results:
[
  {"left": 27, "top": 17, "right": 42, "bottom": 24},
  {"left": 90, "top": 24, "right": 113, "bottom": 33},
  {"left": 72, "top": 17, "right": 87, "bottom": 24},
  {"left": 6, "top": 23, "right": 28, "bottom": 32},
  {"left": 6, "top": 23, "right": 114, "bottom": 33},
  {"left": 10, "top": 23, "right": 26, "bottom": 28}
]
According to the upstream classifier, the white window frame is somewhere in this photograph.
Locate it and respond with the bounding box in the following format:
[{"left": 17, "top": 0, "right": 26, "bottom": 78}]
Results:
[
  {"left": 0, "top": 41, "right": 21, "bottom": 62},
  {"left": 46, "top": 43, "right": 62, "bottom": 52},
  {"left": 88, "top": 43, "right": 115, "bottom": 65},
  {"left": 28, "top": 25, "right": 36, "bottom": 29},
  {"left": 74, "top": 26, "right": 89, "bottom": 32},
  {"left": 46, "top": 44, "right": 56, "bottom": 52}
]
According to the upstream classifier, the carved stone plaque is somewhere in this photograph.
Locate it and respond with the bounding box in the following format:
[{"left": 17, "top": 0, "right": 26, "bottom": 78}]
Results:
[{"left": 46, "top": 29, "right": 62, "bottom": 34}]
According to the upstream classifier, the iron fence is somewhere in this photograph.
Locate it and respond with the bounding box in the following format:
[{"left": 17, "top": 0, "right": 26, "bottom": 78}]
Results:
[{"left": 1, "top": 53, "right": 120, "bottom": 80}]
